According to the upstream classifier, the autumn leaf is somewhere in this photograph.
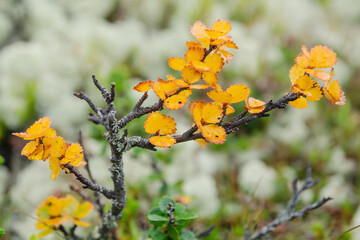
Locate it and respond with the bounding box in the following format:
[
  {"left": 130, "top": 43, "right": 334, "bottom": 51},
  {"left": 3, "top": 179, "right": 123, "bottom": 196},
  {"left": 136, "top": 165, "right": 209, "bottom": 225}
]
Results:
[{"left": 144, "top": 112, "right": 177, "bottom": 135}]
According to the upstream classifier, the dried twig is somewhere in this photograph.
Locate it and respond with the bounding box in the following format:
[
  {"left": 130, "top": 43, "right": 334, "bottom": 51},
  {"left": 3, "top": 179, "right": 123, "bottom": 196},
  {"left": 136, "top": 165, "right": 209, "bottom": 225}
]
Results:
[{"left": 244, "top": 166, "right": 332, "bottom": 240}]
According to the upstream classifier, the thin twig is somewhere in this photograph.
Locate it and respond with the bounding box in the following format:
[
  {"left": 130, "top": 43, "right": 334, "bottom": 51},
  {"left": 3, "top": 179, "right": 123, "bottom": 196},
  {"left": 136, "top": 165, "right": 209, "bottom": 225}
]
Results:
[
  {"left": 247, "top": 166, "right": 332, "bottom": 240},
  {"left": 196, "top": 225, "right": 215, "bottom": 238},
  {"left": 74, "top": 92, "right": 99, "bottom": 114},
  {"left": 78, "top": 131, "right": 104, "bottom": 216},
  {"left": 92, "top": 74, "right": 109, "bottom": 98},
  {"left": 133, "top": 92, "right": 149, "bottom": 111},
  {"left": 64, "top": 164, "right": 116, "bottom": 200}
]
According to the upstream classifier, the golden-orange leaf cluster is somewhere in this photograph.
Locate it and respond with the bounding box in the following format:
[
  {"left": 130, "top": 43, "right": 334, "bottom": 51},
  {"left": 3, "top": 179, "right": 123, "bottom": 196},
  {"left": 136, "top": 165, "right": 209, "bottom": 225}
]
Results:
[{"left": 13, "top": 117, "right": 86, "bottom": 180}]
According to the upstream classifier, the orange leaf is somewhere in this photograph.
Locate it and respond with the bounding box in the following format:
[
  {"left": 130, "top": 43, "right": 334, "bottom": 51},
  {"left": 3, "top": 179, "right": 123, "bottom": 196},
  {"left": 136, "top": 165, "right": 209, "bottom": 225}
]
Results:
[
  {"left": 50, "top": 136, "right": 66, "bottom": 159},
  {"left": 225, "top": 105, "right": 235, "bottom": 115},
  {"left": 190, "top": 84, "right": 209, "bottom": 90},
  {"left": 164, "top": 94, "right": 188, "bottom": 110},
  {"left": 144, "top": 112, "right": 177, "bottom": 135},
  {"left": 195, "top": 139, "right": 208, "bottom": 148},
  {"left": 309, "top": 45, "right": 337, "bottom": 68},
  {"left": 186, "top": 41, "right": 203, "bottom": 48},
  {"left": 207, "top": 90, "right": 232, "bottom": 103},
  {"left": 149, "top": 136, "right": 176, "bottom": 148},
  {"left": 173, "top": 79, "right": 190, "bottom": 88},
  {"left": 190, "top": 21, "right": 210, "bottom": 47},
  {"left": 168, "top": 57, "right": 187, "bottom": 71},
  {"left": 191, "top": 60, "right": 210, "bottom": 72},
  {"left": 204, "top": 52, "right": 224, "bottom": 73},
  {"left": 224, "top": 40, "right": 238, "bottom": 49},
  {"left": 323, "top": 80, "right": 346, "bottom": 105},
  {"left": 291, "top": 75, "right": 323, "bottom": 102},
  {"left": 21, "top": 141, "right": 40, "bottom": 158},
  {"left": 61, "top": 143, "right": 84, "bottom": 165},
  {"left": 205, "top": 29, "right": 224, "bottom": 39},
  {"left": 13, "top": 116, "right": 52, "bottom": 140},
  {"left": 133, "top": 81, "right": 153, "bottom": 92},
  {"left": 185, "top": 48, "right": 205, "bottom": 63},
  {"left": 151, "top": 79, "right": 179, "bottom": 100},
  {"left": 211, "top": 20, "right": 231, "bottom": 36},
  {"left": 305, "top": 69, "right": 331, "bottom": 82},
  {"left": 219, "top": 48, "right": 233, "bottom": 63},
  {"left": 201, "top": 103, "right": 223, "bottom": 124},
  {"left": 245, "top": 97, "right": 265, "bottom": 114},
  {"left": 200, "top": 124, "right": 226, "bottom": 144},
  {"left": 289, "top": 96, "right": 308, "bottom": 109},
  {"left": 226, "top": 84, "right": 250, "bottom": 103},
  {"left": 202, "top": 72, "right": 218, "bottom": 88},
  {"left": 182, "top": 66, "right": 202, "bottom": 84},
  {"left": 289, "top": 64, "right": 305, "bottom": 85}
]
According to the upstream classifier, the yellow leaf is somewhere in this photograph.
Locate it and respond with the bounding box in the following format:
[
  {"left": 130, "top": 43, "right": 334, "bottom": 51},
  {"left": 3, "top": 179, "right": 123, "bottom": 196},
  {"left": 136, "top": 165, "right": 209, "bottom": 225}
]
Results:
[
  {"left": 205, "top": 29, "right": 224, "bottom": 39},
  {"left": 224, "top": 40, "right": 238, "bottom": 49},
  {"left": 323, "top": 80, "right": 346, "bottom": 105},
  {"left": 291, "top": 75, "right": 323, "bottom": 102},
  {"left": 186, "top": 41, "right": 203, "bottom": 48},
  {"left": 182, "top": 66, "right": 202, "bottom": 84},
  {"left": 164, "top": 94, "right": 188, "bottom": 110},
  {"left": 201, "top": 103, "right": 223, "bottom": 124},
  {"left": 204, "top": 52, "right": 224, "bottom": 73},
  {"left": 305, "top": 69, "right": 331, "bottom": 82},
  {"left": 202, "top": 72, "right": 218, "bottom": 88},
  {"left": 245, "top": 97, "right": 265, "bottom": 114},
  {"left": 168, "top": 57, "right": 187, "bottom": 71},
  {"left": 13, "top": 116, "right": 52, "bottom": 140},
  {"left": 226, "top": 84, "right": 250, "bottom": 103},
  {"left": 151, "top": 78, "right": 179, "bottom": 100},
  {"left": 149, "top": 136, "right": 176, "bottom": 148},
  {"left": 173, "top": 79, "right": 189, "bottom": 88},
  {"left": 289, "top": 64, "right": 305, "bottom": 85},
  {"left": 289, "top": 96, "right": 308, "bottom": 109},
  {"left": 190, "top": 84, "right": 209, "bottom": 90},
  {"left": 50, "top": 136, "right": 66, "bottom": 158},
  {"left": 309, "top": 45, "right": 337, "bottom": 68},
  {"left": 133, "top": 81, "right": 153, "bottom": 92},
  {"left": 207, "top": 90, "right": 232, "bottom": 103},
  {"left": 190, "top": 101, "right": 205, "bottom": 127},
  {"left": 49, "top": 157, "right": 61, "bottom": 180},
  {"left": 225, "top": 105, "right": 235, "bottom": 115},
  {"left": 185, "top": 48, "right": 205, "bottom": 63},
  {"left": 21, "top": 141, "right": 40, "bottom": 158},
  {"left": 61, "top": 143, "right": 84, "bottom": 165},
  {"left": 200, "top": 124, "right": 226, "bottom": 144},
  {"left": 74, "top": 201, "right": 94, "bottom": 219},
  {"left": 219, "top": 48, "right": 233, "bottom": 62},
  {"left": 211, "top": 19, "right": 231, "bottom": 36},
  {"left": 144, "top": 112, "right": 177, "bottom": 135},
  {"left": 191, "top": 60, "right": 210, "bottom": 72},
  {"left": 190, "top": 21, "right": 210, "bottom": 47},
  {"left": 294, "top": 53, "right": 309, "bottom": 69},
  {"left": 195, "top": 139, "right": 208, "bottom": 148}
]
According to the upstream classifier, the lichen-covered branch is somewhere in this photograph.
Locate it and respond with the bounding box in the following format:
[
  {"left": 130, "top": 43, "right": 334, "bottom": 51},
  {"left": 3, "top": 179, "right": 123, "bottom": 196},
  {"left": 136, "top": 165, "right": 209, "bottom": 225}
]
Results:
[
  {"left": 244, "top": 166, "right": 332, "bottom": 240},
  {"left": 64, "top": 164, "right": 115, "bottom": 200}
]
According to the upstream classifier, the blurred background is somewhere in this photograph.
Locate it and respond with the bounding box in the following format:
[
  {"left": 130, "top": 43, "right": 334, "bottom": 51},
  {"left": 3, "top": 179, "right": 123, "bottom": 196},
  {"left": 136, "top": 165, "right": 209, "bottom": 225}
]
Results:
[{"left": 1, "top": 0, "right": 360, "bottom": 239}]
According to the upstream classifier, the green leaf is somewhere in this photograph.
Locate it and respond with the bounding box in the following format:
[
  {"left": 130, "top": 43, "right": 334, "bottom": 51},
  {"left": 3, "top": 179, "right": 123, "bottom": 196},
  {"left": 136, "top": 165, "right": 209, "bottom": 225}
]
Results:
[
  {"left": 148, "top": 228, "right": 163, "bottom": 238},
  {"left": 176, "top": 212, "right": 198, "bottom": 220},
  {"left": 0, "top": 228, "right": 4, "bottom": 237},
  {"left": 0, "top": 156, "right": 4, "bottom": 165},
  {"left": 173, "top": 203, "right": 185, "bottom": 215},
  {"left": 167, "top": 224, "right": 179, "bottom": 240},
  {"left": 29, "top": 234, "right": 40, "bottom": 240},
  {"left": 159, "top": 196, "right": 175, "bottom": 213},
  {"left": 148, "top": 214, "right": 169, "bottom": 222},
  {"left": 153, "top": 231, "right": 167, "bottom": 240},
  {"left": 180, "top": 230, "right": 196, "bottom": 240}
]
